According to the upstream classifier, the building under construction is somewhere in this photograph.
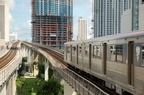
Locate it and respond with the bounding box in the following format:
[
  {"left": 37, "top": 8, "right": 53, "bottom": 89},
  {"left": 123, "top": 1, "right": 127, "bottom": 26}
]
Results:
[{"left": 31, "top": 0, "right": 73, "bottom": 49}]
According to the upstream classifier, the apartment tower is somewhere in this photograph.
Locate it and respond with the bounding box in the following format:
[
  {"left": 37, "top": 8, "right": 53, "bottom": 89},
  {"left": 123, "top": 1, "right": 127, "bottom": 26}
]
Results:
[
  {"left": 121, "top": 0, "right": 144, "bottom": 33},
  {"left": 77, "top": 17, "right": 88, "bottom": 40},
  {"left": 32, "top": 0, "right": 73, "bottom": 49},
  {"left": 0, "top": 1, "right": 9, "bottom": 42},
  {"left": 93, "top": 0, "right": 131, "bottom": 37}
]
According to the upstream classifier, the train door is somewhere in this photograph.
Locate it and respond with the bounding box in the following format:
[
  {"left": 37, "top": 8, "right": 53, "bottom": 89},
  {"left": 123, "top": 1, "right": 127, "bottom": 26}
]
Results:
[
  {"left": 70, "top": 45, "right": 72, "bottom": 62},
  {"left": 65, "top": 46, "right": 67, "bottom": 60},
  {"left": 77, "top": 45, "right": 78, "bottom": 64},
  {"left": 128, "top": 41, "right": 134, "bottom": 86},
  {"left": 103, "top": 43, "right": 107, "bottom": 75},
  {"left": 89, "top": 44, "right": 91, "bottom": 69}
]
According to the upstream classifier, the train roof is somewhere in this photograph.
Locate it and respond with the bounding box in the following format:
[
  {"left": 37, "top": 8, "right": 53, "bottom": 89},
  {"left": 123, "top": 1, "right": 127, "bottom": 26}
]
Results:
[
  {"left": 64, "top": 40, "right": 84, "bottom": 44},
  {"left": 65, "top": 30, "right": 144, "bottom": 44},
  {"left": 84, "top": 30, "right": 144, "bottom": 42}
]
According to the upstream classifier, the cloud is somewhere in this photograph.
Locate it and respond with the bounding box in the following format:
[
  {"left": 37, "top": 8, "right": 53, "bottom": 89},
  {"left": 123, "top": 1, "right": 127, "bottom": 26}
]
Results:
[
  {"left": 9, "top": 12, "right": 13, "bottom": 22},
  {"left": 17, "top": 0, "right": 31, "bottom": 9},
  {"left": 9, "top": 0, "right": 31, "bottom": 42},
  {"left": 10, "top": 20, "right": 31, "bottom": 41}
]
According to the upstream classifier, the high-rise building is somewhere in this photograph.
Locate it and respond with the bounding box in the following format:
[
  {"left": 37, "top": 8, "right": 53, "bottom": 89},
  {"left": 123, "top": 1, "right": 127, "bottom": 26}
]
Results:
[
  {"left": 93, "top": 0, "right": 131, "bottom": 37},
  {"left": 31, "top": 0, "right": 73, "bottom": 49},
  {"left": 9, "top": 34, "right": 17, "bottom": 42},
  {"left": 77, "top": 17, "right": 88, "bottom": 40},
  {"left": 0, "top": 1, "right": 9, "bottom": 42},
  {"left": 121, "top": 0, "right": 144, "bottom": 33}
]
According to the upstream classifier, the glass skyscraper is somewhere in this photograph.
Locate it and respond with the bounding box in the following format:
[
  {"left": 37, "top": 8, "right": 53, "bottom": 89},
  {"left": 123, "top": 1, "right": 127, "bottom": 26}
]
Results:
[{"left": 93, "top": 0, "right": 131, "bottom": 37}]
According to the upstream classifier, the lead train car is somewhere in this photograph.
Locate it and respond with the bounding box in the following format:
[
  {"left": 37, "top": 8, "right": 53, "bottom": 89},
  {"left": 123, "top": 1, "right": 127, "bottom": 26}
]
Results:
[{"left": 64, "top": 31, "right": 144, "bottom": 95}]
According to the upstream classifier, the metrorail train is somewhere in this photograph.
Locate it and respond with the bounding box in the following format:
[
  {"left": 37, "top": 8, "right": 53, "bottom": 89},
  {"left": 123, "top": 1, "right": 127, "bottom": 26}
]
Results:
[{"left": 64, "top": 31, "right": 144, "bottom": 95}]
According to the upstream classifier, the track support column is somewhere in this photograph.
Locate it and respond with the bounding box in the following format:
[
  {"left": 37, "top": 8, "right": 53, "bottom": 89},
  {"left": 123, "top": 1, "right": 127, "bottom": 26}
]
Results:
[{"left": 45, "top": 59, "right": 49, "bottom": 81}]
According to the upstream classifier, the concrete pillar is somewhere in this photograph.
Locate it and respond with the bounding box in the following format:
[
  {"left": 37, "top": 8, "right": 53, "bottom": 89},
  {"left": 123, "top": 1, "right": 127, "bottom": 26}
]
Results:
[
  {"left": 33, "top": 52, "right": 39, "bottom": 76},
  {"left": 0, "top": 84, "right": 6, "bottom": 95},
  {"left": 0, "top": 72, "right": 17, "bottom": 95},
  {"left": 11, "top": 73, "right": 16, "bottom": 95},
  {"left": 64, "top": 81, "right": 77, "bottom": 95},
  {"left": 28, "top": 48, "right": 31, "bottom": 63},
  {"left": 6, "top": 77, "right": 11, "bottom": 95},
  {"left": 45, "top": 59, "right": 49, "bottom": 81}
]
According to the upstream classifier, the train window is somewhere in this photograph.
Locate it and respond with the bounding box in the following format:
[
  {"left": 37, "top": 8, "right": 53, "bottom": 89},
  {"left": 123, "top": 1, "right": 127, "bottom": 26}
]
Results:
[
  {"left": 72, "top": 47, "right": 76, "bottom": 54},
  {"left": 93, "top": 46, "right": 97, "bottom": 58},
  {"left": 93, "top": 46, "right": 101, "bottom": 58},
  {"left": 97, "top": 46, "right": 101, "bottom": 58},
  {"left": 79, "top": 47, "right": 82, "bottom": 56},
  {"left": 110, "top": 45, "right": 116, "bottom": 61},
  {"left": 85, "top": 46, "right": 88, "bottom": 56},
  {"left": 67, "top": 47, "right": 70, "bottom": 53},
  {"left": 116, "top": 45, "right": 123, "bottom": 62}
]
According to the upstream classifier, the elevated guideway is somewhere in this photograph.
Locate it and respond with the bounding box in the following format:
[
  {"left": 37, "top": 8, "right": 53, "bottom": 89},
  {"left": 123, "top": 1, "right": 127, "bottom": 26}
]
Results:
[
  {"left": 22, "top": 41, "right": 114, "bottom": 95},
  {"left": 0, "top": 41, "right": 22, "bottom": 95}
]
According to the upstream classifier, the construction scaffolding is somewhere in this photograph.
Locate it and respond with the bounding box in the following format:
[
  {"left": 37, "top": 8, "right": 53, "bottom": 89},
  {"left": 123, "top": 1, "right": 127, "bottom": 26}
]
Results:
[
  {"left": 31, "top": 0, "right": 73, "bottom": 49},
  {"left": 32, "top": 15, "right": 73, "bottom": 48}
]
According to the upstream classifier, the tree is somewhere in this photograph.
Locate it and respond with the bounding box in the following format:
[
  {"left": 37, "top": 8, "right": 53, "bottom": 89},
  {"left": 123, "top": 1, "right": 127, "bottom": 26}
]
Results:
[
  {"left": 16, "top": 76, "right": 26, "bottom": 94},
  {"left": 22, "top": 57, "right": 27, "bottom": 62},
  {"left": 37, "top": 64, "right": 45, "bottom": 79},
  {"left": 37, "top": 77, "right": 63, "bottom": 95},
  {"left": 48, "top": 68, "right": 53, "bottom": 79}
]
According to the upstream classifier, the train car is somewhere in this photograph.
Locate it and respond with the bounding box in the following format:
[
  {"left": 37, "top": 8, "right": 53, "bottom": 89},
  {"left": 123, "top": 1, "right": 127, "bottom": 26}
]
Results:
[
  {"left": 64, "top": 31, "right": 144, "bottom": 95},
  {"left": 64, "top": 40, "right": 84, "bottom": 69}
]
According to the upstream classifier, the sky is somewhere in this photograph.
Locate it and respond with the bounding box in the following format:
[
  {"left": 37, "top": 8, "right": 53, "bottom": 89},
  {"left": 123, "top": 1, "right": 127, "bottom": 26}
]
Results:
[{"left": 6, "top": 0, "right": 92, "bottom": 41}]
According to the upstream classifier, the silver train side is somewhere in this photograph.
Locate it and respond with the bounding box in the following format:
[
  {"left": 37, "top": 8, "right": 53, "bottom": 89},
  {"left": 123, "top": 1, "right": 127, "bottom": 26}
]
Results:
[{"left": 64, "top": 31, "right": 144, "bottom": 95}]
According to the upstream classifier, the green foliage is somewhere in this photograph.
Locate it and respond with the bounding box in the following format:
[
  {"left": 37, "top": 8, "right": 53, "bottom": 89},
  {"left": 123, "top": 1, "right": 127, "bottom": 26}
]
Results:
[
  {"left": 37, "top": 77, "right": 63, "bottom": 95},
  {"left": 22, "top": 57, "right": 27, "bottom": 62},
  {"left": 30, "top": 64, "right": 34, "bottom": 73},
  {"left": 33, "top": 61, "right": 38, "bottom": 65},
  {"left": 38, "top": 64, "right": 44, "bottom": 74},
  {"left": 37, "top": 64, "right": 44, "bottom": 79},
  {"left": 76, "top": 92, "right": 81, "bottom": 95},
  {"left": 31, "top": 93, "right": 36, "bottom": 95},
  {"left": 18, "top": 62, "right": 25, "bottom": 77},
  {"left": 48, "top": 68, "right": 53, "bottom": 79},
  {"left": 61, "top": 51, "right": 64, "bottom": 54},
  {"left": 40, "top": 74, "right": 45, "bottom": 79},
  {"left": 21, "top": 78, "right": 39, "bottom": 95},
  {"left": 16, "top": 76, "right": 26, "bottom": 94}
]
